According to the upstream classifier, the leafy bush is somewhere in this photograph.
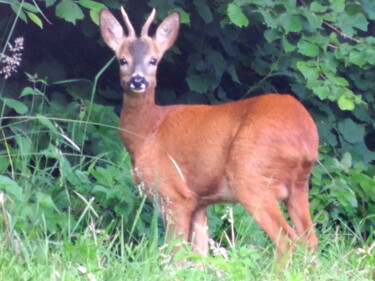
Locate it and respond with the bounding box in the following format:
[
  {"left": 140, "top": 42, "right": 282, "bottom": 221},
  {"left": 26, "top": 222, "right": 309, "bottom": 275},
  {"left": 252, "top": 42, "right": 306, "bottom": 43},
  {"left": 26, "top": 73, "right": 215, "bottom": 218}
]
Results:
[{"left": 0, "top": 0, "right": 374, "bottom": 246}]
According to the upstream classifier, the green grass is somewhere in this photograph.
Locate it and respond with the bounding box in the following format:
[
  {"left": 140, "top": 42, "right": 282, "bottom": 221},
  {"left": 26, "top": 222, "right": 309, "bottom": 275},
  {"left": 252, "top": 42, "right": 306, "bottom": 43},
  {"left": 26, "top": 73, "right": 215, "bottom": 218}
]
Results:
[{"left": 0, "top": 220, "right": 373, "bottom": 281}]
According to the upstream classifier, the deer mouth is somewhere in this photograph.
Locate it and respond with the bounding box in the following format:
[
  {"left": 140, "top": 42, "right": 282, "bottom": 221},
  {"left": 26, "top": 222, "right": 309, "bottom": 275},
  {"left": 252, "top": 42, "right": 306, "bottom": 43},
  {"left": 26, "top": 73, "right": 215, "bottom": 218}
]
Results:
[{"left": 127, "top": 75, "right": 149, "bottom": 93}]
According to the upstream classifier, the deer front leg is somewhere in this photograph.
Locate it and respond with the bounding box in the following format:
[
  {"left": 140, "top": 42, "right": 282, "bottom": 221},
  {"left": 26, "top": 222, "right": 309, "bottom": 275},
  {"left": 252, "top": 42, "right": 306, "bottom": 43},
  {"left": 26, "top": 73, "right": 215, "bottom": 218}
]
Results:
[
  {"left": 190, "top": 205, "right": 209, "bottom": 256},
  {"left": 160, "top": 196, "right": 197, "bottom": 251}
]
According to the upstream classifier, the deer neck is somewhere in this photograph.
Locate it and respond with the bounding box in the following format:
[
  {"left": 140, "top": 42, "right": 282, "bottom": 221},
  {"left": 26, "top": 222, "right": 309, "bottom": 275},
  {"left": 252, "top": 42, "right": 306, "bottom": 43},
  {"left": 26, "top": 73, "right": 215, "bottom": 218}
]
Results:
[{"left": 119, "top": 87, "right": 167, "bottom": 157}]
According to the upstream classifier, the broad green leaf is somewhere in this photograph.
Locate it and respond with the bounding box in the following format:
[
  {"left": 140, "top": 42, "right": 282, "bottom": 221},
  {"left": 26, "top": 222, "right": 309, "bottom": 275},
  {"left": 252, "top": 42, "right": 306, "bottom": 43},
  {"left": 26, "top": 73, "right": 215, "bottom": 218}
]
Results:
[
  {"left": 0, "top": 175, "right": 24, "bottom": 201},
  {"left": 258, "top": 10, "right": 277, "bottom": 28},
  {"left": 310, "top": 1, "right": 327, "bottom": 12},
  {"left": 280, "top": 13, "right": 302, "bottom": 33},
  {"left": 302, "top": 8, "right": 322, "bottom": 30},
  {"left": 351, "top": 172, "right": 375, "bottom": 200},
  {"left": 79, "top": 0, "right": 104, "bottom": 10},
  {"left": 338, "top": 94, "right": 355, "bottom": 111},
  {"left": 314, "top": 85, "right": 330, "bottom": 99},
  {"left": 282, "top": 36, "right": 296, "bottom": 52},
  {"left": 329, "top": 179, "right": 358, "bottom": 209},
  {"left": 361, "top": 0, "right": 375, "bottom": 20},
  {"left": 297, "top": 38, "right": 319, "bottom": 57},
  {"left": 296, "top": 61, "right": 319, "bottom": 81},
  {"left": 89, "top": 9, "right": 99, "bottom": 25},
  {"left": 36, "top": 114, "right": 58, "bottom": 134},
  {"left": 330, "top": 0, "right": 345, "bottom": 13},
  {"left": 338, "top": 118, "right": 365, "bottom": 143},
  {"left": 227, "top": 65, "right": 241, "bottom": 84},
  {"left": 21, "top": 87, "right": 35, "bottom": 97},
  {"left": 55, "top": 0, "right": 84, "bottom": 25},
  {"left": 26, "top": 12, "right": 43, "bottom": 28},
  {"left": 264, "top": 29, "right": 279, "bottom": 43},
  {"left": 2, "top": 98, "right": 28, "bottom": 114},
  {"left": 0, "top": 156, "right": 9, "bottom": 172},
  {"left": 339, "top": 152, "right": 352, "bottom": 171},
  {"left": 22, "top": 2, "right": 39, "bottom": 13},
  {"left": 227, "top": 3, "right": 249, "bottom": 27},
  {"left": 186, "top": 74, "right": 209, "bottom": 93},
  {"left": 45, "top": 0, "right": 58, "bottom": 7},
  {"left": 349, "top": 50, "right": 366, "bottom": 67},
  {"left": 175, "top": 8, "right": 190, "bottom": 25},
  {"left": 36, "top": 191, "right": 59, "bottom": 211},
  {"left": 194, "top": 0, "right": 213, "bottom": 24},
  {"left": 10, "top": 4, "right": 28, "bottom": 22},
  {"left": 338, "top": 13, "right": 368, "bottom": 37}
]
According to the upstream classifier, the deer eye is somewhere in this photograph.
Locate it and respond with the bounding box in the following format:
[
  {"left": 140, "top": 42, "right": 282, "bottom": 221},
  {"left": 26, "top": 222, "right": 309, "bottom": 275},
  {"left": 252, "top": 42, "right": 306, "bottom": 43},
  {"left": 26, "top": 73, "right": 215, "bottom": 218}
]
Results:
[
  {"left": 149, "top": 58, "right": 158, "bottom": 66},
  {"left": 119, "top": 58, "right": 128, "bottom": 66}
]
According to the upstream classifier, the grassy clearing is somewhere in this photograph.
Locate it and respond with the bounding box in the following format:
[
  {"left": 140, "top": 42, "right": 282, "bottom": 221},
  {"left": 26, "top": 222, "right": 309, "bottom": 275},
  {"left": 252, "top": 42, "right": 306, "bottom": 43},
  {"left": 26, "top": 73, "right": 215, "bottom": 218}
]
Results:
[{"left": 0, "top": 217, "right": 373, "bottom": 281}]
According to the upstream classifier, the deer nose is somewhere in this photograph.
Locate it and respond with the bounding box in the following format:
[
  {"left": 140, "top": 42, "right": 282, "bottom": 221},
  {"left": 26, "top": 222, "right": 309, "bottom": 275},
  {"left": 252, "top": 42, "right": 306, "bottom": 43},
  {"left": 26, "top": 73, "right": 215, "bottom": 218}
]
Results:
[{"left": 127, "top": 75, "right": 149, "bottom": 92}]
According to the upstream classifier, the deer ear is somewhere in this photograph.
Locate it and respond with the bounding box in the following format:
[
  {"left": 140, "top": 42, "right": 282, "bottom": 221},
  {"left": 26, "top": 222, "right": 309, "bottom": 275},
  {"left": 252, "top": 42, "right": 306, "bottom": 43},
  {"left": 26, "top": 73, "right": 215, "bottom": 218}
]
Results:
[
  {"left": 100, "top": 9, "right": 124, "bottom": 51},
  {"left": 155, "top": 12, "right": 180, "bottom": 54}
]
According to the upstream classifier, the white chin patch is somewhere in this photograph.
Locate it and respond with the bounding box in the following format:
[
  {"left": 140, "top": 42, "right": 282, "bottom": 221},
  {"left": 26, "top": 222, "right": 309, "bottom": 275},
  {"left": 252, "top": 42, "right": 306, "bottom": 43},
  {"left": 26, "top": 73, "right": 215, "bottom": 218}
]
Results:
[{"left": 130, "top": 84, "right": 146, "bottom": 93}]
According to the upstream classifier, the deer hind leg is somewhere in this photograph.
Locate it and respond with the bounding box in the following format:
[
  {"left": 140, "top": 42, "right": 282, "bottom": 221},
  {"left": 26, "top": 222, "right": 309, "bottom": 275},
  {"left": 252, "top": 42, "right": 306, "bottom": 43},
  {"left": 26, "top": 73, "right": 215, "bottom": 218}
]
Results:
[
  {"left": 189, "top": 205, "right": 209, "bottom": 256},
  {"left": 285, "top": 180, "right": 318, "bottom": 252},
  {"left": 230, "top": 177, "right": 298, "bottom": 261}
]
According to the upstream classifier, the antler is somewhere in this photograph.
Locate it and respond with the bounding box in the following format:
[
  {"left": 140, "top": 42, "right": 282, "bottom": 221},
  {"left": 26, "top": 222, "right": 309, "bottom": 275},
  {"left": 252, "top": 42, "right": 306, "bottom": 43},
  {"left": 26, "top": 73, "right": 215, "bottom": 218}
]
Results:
[
  {"left": 121, "top": 6, "right": 136, "bottom": 37},
  {"left": 141, "top": 8, "right": 156, "bottom": 37}
]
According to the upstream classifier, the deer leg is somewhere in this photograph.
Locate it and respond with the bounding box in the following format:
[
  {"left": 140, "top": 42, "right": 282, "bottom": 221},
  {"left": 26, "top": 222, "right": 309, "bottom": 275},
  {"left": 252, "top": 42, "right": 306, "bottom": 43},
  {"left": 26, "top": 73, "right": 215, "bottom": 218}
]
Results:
[
  {"left": 236, "top": 190, "right": 298, "bottom": 261},
  {"left": 286, "top": 181, "right": 318, "bottom": 251},
  {"left": 189, "top": 205, "right": 209, "bottom": 256},
  {"left": 160, "top": 197, "right": 196, "bottom": 249}
]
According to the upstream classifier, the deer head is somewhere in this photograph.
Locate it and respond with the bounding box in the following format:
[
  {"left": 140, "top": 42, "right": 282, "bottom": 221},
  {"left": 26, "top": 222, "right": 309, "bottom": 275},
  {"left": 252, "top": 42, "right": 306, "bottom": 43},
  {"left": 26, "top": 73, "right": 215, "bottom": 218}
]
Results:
[{"left": 100, "top": 8, "right": 180, "bottom": 94}]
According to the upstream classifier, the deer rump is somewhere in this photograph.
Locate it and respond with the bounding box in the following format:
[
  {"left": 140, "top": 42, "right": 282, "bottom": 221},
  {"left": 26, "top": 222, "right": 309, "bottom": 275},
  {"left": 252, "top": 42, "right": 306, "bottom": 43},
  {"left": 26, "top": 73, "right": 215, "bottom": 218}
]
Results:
[{"left": 99, "top": 7, "right": 319, "bottom": 262}]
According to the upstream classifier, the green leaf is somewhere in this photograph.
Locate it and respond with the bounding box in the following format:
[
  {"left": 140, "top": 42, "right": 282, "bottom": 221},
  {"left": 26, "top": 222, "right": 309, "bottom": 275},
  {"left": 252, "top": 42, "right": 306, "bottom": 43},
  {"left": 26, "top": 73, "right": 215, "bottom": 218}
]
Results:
[
  {"left": 2, "top": 98, "right": 28, "bottom": 114},
  {"left": 258, "top": 10, "right": 277, "bottom": 28},
  {"left": 186, "top": 74, "right": 209, "bottom": 93},
  {"left": 20, "top": 87, "right": 35, "bottom": 97},
  {"left": 264, "top": 29, "right": 279, "bottom": 42},
  {"left": 36, "top": 191, "right": 59, "bottom": 211},
  {"left": 296, "top": 61, "right": 319, "bottom": 81},
  {"left": 22, "top": 2, "right": 39, "bottom": 13},
  {"left": 351, "top": 172, "right": 375, "bottom": 201},
  {"left": 297, "top": 38, "right": 319, "bottom": 57},
  {"left": 330, "top": 0, "right": 345, "bottom": 13},
  {"left": 338, "top": 94, "right": 355, "bottom": 111},
  {"left": 0, "top": 175, "right": 24, "bottom": 201},
  {"left": 349, "top": 50, "right": 366, "bottom": 67},
  {"left": 227, "top": 65, "right": 240, "bottom": 84},
  {"left": 55, "top": 0, "right": 84, "bottom": 25},
  {"left": 26, "top": 12, "right": 43, "bottom": 28},
  {"left": 338, "top": 118, "right": 365, "bottom": 143},
  {"left": 310, "top": 1, "right": 327, "bottom": 12},
  {"left": 45, "top": 0, "right": 58, "bottom": 7},
  {"left": 175, "top": 8, "right": 190, "bottom": 25},
  {"left": 329, "top": 179, "right": 358, "bottom": 209},
  {"left": 282, "top": 36, "right": 296, "bottom": 52},
  {"left": 302, "top": 8, "right": 322, "bottom": 30},
  {"left": 227, "top": 3, "right": 249, "bottom": 27},
  {"left": 338, "top": 13, "right": 368, "bottom": 37},
  {"left": 314, "top": 85, "right": 330, "bottom": 99},
  {"left": 37, "top": 114, "right": 58, "bottom": 134},
  {"left": 79, "top": 0, "right": 104, "bottom": 10},
  {"left": 361, "top": 0, "right": 375, "bottom": 20},
  {"left": 194, "top": 0, "right": 213, "bottom": 24},
  {"left": 89, "top": 9, "right": 99, "bottom": 25},
  {"left": 280, "top": 13, "right": 302, "bottom": 33}
]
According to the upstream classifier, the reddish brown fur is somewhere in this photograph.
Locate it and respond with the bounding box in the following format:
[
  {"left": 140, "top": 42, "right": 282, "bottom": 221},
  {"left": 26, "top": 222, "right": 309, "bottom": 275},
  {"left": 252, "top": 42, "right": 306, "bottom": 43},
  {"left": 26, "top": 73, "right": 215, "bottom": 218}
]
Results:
[{"left": 100, "top": 8, "right": 319, "bottom": 260}]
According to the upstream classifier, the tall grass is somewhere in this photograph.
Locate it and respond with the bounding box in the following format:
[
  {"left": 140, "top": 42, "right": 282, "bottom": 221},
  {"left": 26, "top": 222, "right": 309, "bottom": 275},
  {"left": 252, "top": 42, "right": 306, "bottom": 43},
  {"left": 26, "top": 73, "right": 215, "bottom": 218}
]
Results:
[{"left": 0, "top": 211, "right": 373, "bottom": 281}]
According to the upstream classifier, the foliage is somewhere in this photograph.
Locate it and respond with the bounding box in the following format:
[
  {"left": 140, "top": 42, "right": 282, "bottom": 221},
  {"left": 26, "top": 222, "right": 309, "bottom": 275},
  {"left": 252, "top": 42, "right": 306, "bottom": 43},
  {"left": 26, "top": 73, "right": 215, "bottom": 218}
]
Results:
[
  {"left": 0, "top": 0, "right": 374, "bottom": 257},
  {"left": 0, "top": 220, "right": 373, "bottom": 280}
]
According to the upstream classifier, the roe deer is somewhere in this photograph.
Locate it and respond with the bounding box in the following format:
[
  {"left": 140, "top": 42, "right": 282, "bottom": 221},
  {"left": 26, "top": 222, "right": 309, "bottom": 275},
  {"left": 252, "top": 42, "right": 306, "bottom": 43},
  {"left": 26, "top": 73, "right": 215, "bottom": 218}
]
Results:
[{"left": 99, "top": 7, "right": 318, "bottom": 261}]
